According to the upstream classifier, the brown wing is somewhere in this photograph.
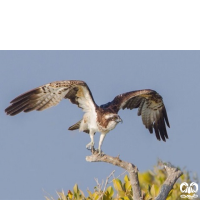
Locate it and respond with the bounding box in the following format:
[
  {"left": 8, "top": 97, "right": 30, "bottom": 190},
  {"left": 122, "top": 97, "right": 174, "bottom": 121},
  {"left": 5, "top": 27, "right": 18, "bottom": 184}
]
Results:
[
  {"left": 5, "top": 80, "right": 96, "bottom": 116},
  {"left": 106, "top": 89, "right": 170, "bottom": 142}
]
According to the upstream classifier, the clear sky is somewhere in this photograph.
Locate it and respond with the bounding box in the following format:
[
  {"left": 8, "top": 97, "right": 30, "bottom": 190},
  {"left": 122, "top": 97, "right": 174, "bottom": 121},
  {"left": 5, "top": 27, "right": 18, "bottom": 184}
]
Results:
[{"left": 0, "top": 51, "right": 199, "bottom": 199}]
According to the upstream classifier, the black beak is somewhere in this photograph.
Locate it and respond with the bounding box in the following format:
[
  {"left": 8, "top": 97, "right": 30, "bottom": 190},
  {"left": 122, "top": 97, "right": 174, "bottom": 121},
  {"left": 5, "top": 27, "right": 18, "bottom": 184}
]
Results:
[{"left": 116, "top": 117, "right": 123, "bottom": 123}]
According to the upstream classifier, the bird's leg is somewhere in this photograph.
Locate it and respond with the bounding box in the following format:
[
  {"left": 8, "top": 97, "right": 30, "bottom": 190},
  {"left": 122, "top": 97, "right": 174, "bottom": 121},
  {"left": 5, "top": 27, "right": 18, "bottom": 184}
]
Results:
[
  {"left": 97, "top": 133, "right": 106, "bottom": 156},
  {"left": 86, "top": 131, "right": 95, "bottom": 150}
]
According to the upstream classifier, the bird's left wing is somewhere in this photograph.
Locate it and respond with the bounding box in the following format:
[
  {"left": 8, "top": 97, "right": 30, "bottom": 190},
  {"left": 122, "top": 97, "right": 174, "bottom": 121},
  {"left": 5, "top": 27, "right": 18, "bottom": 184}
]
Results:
[
  {"left": 103, "top": 89, "right": 170, "bottom": 141},
  {"left": 5, "top": 80, "right": 96, "bottom": 116}
]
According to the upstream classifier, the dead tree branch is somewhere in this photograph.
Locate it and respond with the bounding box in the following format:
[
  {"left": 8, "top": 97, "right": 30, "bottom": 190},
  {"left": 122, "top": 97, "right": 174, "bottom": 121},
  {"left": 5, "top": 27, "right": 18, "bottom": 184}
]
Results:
[
  {"left": 155, "top": 160, "right": 183, "bottom": 200},
  {"left": 86, "top": 151, "right": 142, "bottom": 200}
]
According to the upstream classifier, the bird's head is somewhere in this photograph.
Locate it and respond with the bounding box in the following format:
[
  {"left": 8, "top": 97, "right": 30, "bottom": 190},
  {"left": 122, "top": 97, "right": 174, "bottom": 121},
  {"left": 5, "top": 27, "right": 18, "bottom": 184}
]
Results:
[{"left": 104, "top": 113, "right": 123, "bottom": 131}]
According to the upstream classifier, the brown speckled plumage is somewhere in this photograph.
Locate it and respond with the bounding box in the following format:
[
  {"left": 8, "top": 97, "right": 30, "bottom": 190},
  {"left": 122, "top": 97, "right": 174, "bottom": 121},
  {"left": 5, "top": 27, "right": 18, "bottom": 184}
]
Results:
[{"left": 103, "top": 89, "right": 170, "bottom": 141}]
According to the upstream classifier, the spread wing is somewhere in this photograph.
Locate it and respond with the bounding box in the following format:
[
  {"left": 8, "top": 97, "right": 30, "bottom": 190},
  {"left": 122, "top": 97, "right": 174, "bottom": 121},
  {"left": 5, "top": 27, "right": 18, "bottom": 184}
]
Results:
[
  {"left": 5, "top": 80, "right": 96, "bottom": 116},
  {"left": 102, "top": 89, "right": 170, "bottom": 141}
]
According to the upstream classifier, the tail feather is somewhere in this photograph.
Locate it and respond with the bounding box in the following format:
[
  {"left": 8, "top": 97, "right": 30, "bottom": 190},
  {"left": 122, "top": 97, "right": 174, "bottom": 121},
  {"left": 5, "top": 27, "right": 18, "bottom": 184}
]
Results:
[
  {"left": 68, "top": 120, "right": 82, "bottom": 131},
  {"left": 68, "top": 120, "right": 90, "bottom": 134}
]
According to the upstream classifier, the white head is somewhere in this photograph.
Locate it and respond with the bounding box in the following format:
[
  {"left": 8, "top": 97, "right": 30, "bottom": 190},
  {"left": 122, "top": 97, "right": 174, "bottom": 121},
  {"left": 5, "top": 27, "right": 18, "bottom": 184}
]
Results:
[{"left": 105, "top": 113, "right": 123, "bottom": 131}]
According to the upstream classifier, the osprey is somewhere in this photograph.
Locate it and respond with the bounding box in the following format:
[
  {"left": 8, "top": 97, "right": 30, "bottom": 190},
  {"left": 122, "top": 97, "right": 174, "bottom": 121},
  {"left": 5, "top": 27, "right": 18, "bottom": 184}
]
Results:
[{"left": 5, "top": 80, "right": 170, "bottom": 155}]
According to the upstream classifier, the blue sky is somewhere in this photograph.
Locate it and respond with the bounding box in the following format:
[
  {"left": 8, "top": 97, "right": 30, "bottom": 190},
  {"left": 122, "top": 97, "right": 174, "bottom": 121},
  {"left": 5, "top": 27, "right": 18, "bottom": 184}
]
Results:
[{"left": 0, "top": 51, "right": 199, "bottom": 199}]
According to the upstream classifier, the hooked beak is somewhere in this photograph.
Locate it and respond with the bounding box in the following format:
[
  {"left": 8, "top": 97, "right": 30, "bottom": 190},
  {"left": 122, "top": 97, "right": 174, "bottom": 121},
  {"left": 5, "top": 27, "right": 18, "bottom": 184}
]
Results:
[{"left": 116, "top": 117, "right": 123, "bottom": 123}]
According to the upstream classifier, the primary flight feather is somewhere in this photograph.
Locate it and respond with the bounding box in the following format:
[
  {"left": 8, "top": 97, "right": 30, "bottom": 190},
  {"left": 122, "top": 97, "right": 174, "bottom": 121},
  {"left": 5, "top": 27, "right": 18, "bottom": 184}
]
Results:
[{"left": 5, "top": 80, "right": 170, "bottom": 154}]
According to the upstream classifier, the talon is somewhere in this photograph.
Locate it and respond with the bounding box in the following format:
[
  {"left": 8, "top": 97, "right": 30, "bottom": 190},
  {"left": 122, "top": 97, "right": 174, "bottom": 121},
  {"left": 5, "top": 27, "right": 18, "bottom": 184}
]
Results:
[
  {"left": 91, "top": 146, "right": 95, "bottom": 154},
  {"left": 86, "top": 142, "right": 94, "bottom": 150},
  {"left": 97, "top": 148, "right": 104, "bottom": 156},
  {"left": 86, "top": 145, "right": 91, "bottom": 150}
]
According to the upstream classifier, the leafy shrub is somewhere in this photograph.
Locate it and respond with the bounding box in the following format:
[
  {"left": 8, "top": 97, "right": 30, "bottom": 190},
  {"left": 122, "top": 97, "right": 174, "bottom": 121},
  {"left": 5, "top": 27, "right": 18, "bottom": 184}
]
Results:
[{"left": 45, "top": 165, "right": 199, "bottom": 200}]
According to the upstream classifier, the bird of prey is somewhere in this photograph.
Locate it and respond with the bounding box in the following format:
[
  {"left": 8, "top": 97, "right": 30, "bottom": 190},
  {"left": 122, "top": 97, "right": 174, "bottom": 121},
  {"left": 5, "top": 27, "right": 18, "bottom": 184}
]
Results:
[{"left": 5, "top": 80, "right": 170, "bottom": 155}]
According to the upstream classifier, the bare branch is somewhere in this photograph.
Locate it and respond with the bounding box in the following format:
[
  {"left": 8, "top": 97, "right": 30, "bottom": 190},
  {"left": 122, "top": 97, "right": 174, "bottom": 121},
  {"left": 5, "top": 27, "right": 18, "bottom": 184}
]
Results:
[
  {"left": 103, "top": 170, "right": 115, "bottom": 192},
  {"left": 86, "top": 151, "right": 142, "bottom": 200},
  {"left": 97, "top": 170, "right": 115, "bottom": 200},
  {"left": 155, "top": 160, "right": 183, "bottom": 200},
  {"left": 109, "top": 170, "right": 127, "bottom": 183},
  {"left": 94, "top": 178, "right": 102, "bottom": 193}
]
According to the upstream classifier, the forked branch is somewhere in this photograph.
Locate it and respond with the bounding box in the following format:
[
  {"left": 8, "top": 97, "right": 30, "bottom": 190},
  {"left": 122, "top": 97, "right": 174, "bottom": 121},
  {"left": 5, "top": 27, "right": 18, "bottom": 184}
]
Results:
[{"left": 155, "top": 160, "right": 183, "bottom": 200}]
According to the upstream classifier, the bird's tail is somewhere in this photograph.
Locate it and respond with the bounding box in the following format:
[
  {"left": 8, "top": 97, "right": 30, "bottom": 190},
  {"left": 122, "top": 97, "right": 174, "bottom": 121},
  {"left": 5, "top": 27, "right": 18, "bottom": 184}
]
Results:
[
  {"left": 68, "top": 119, "right": 90, "bottom": 134},
  {"left": 68, "top": 120, "right": 82, "bottom": 131}
]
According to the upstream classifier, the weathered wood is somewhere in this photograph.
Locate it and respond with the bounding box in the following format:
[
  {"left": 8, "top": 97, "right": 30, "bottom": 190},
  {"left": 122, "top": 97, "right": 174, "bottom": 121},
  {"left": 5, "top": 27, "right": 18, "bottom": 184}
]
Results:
[
  {"left": 155, "top": 161, "right": 183, "bottom": 200},
  {"left": 86, "top": 151, "right": 142, "bottom": 200}
]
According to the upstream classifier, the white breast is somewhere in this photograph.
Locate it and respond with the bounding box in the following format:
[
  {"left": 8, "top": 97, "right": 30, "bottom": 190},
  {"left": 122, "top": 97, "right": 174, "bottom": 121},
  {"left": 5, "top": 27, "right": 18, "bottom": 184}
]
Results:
[
  {"left": 106, "top": 120, "right": 118, "bottom": 131},
  {"left": 79, "top": 108, "right": 99, "bottom": 133}
]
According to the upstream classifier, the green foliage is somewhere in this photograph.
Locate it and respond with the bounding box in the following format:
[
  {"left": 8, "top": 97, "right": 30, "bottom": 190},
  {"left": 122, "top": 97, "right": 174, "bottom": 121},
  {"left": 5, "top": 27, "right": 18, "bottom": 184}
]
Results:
[
  {"left": 139, "top": 167, "right": 199, "bottom": 200},
  {"left": 45, "top": 166, "right": 199, "bottom": 200}
]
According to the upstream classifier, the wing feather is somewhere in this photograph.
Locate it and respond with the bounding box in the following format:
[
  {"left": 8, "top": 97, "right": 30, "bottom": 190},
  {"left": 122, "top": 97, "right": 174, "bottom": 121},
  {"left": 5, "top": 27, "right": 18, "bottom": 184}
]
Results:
[
  {"left": 107, "top": 89, "right": 170, "bottom": 142},
  {"left": 162, "top": 106, "right": 170, "bottom": 127},
  {"left": 154, "top": 123, "right": 161, "bottom": 141},
  {"left": 145, "top": 108, "right": 152, "bottom": 129},
  {"left": 5, "top": 80, "right": 96, "bottom": 116},
  {"left": 10, "top": 88, "right": 42, "bottom": 103},
  {"left": 137, "top": 98, "right": 145, "bottom": 116},
  {"left": 141, "top": 101, "right": 148, "bottom": 127}
]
